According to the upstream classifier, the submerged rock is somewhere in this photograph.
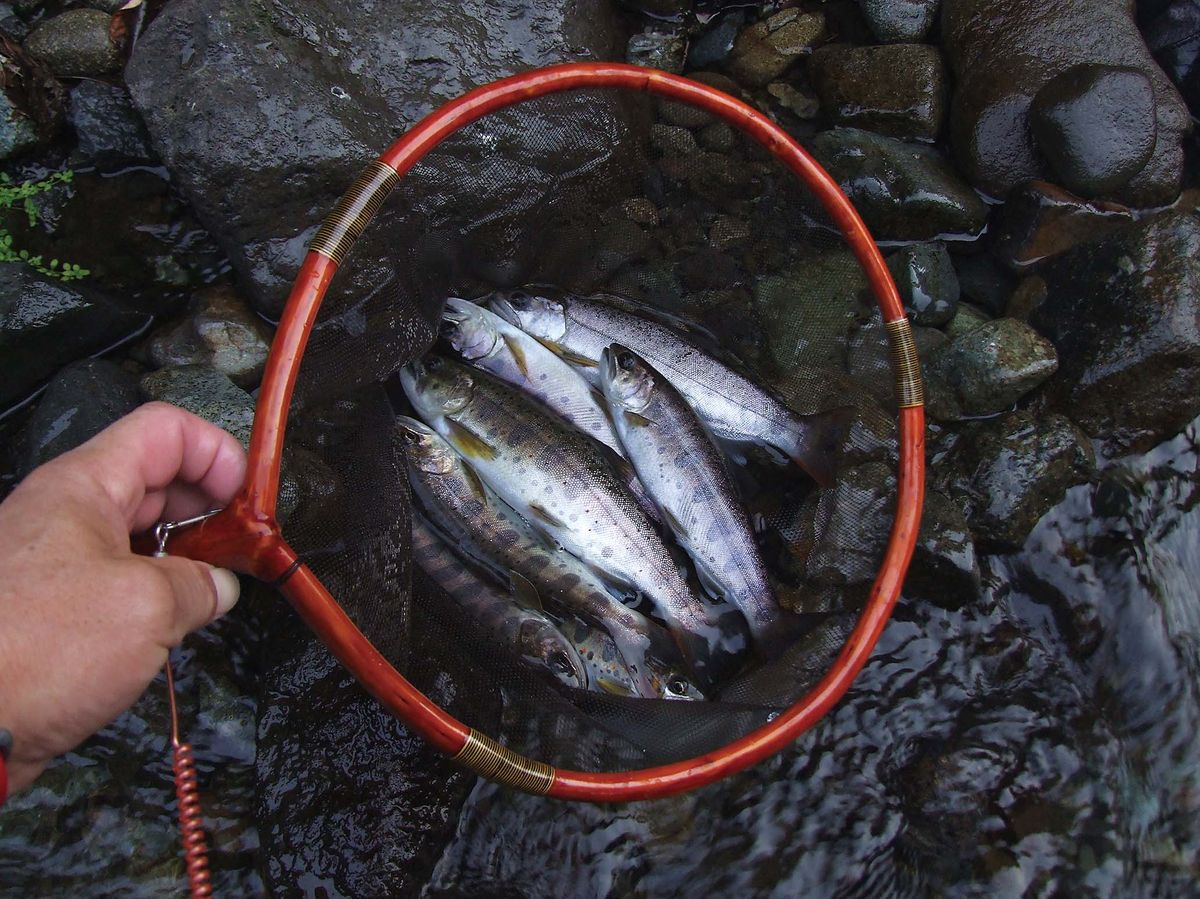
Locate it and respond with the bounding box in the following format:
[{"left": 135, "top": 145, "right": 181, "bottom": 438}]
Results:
[
  {"left": 148, "top": 285, "right": 272, "bottom": 388},
  {"left": 924, "top": 317, "right": 1058, "bottom": 421},
  {"left": 886, "top": 242, "right": 959, "bottom": 327},
  {"left": 953, "top": 253, "right": 1016, "bottom": 317},
  {"left": 945, "top": 410, "right": 1095, "bottom": 550},
  {"left": 0, "top": 33, "right": 64, "bottom": 161},
  {"left": 0, "top": 264, "right": 149, "bottom": 411},
  {"left": 67, "top": 80, "right": 155, "bottom": 165},
  {"left": 626, "top": 29, "right": 687, "bottom": 74},
  {"left": 991, "top": 181, "right": 1134, "bottom": 270},
  {"left": 905, "top": 488, "right": 980, "bottom": 609},
  {"left": 942, "top": 0, "right": 1191, "bottom": 206},
  {"left": 1031, "top": 212, "right": 1200, "bottom": 453},
  {"left": 19, "top": 358, "right": 139, "bottom": 474},
  {"left": 809, "top": 128, "right": 988, "bottom": 241},
  {"left": 23, "top": 8, "right": 123, "bottom": 77},
  {"left": 725, "top": 8, "right": 825, "bottom": 88},
  {"left": 126, "top": 0, "right": 636, "bottom": 319},
  {"left": 1145, "top": 0, "right": 1200, "bottom": 114},
  {"left": 855, "top": 0, "right": 939, "bottom": 42},
  {"left": 810, "top": 43, "right": 946, "bottom": 141}
]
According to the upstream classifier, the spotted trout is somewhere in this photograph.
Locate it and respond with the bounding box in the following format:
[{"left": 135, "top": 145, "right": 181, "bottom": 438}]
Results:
[{"left": 489, "top": 287, "right": 849, "bottom": 486}]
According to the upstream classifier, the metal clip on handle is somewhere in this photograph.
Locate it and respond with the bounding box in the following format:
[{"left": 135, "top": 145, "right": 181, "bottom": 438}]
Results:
[{"left": 153, "top": 509, "right": 225, "bottom": 558}]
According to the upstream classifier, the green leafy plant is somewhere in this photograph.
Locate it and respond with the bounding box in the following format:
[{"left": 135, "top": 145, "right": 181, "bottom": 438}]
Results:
[{"left": 0, "top": 170, "right": 90, "bottom": 281}]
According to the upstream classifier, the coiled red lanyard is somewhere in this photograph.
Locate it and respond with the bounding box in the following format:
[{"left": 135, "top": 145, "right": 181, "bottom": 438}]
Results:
[{"left": 165, "top": 660, "right": 214, "bottom": 898}]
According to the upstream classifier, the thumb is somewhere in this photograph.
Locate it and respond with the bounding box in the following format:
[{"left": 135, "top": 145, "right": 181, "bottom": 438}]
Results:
[{"left": 148, "top": 556, "right": 241, "bottom": 641}]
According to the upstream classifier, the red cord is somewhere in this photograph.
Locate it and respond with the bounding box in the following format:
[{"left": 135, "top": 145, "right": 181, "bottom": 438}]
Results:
[{"left": 165, "top": 662, "right": 214, "bottom": 898}]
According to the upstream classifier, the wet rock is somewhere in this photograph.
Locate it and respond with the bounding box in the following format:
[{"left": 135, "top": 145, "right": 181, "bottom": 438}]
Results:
[
  {"left": 992, "top": 181, "right": 1134, "bottom": 270},
  {"left": 687, "top": 9, "right": 744, "bottom": 70},
  {"left": 855, "top": 0, "right": 938, "bottom": 42},
  {"left": 953, "top": 254, "right": 1015, "bottom": 317},
  {"left": 886, "top": 242, "right": 958, "bottom": 327},
  {"left": 924, "top": 317, "right": 1058, "bottom": 421},
  {"left": 1031, "top": 212, "right": 1200, "bottom": 453},
  {"left": 148, "top": 285, "right": 272, "bottom": 389},
  {"left": 140, "top": 365, "right": 254, "bottom": 447},
  {"left": 67, "top": 80, "right": 155, "bottom": 165},
  {"left": 650, "top": 122, "right": 698, "bottom": 157},
  {"left": 1005, "top": 275, "right": 1047, "bottom": 322},
  {"left": 697, "top": 120, "right": 734, "bottom": 152},
  {"left": 726, "top": 9, "right": 825, "bottom": 88},
  {"left": 941, "top": 302, "right": 989, "bottom": 340},
  {"left": 0, "top": 264, "right": 149, "bottom": 411},
  {"left": 942, "top": 0, "right": 1191, "bottom": 207},
  {"left": 809, "top": 128, "right": 988, "bottom": 241},
  {"left": 23, "top": 9, "right": 123, "bottom": 77},
  {"left": 1145, "top": 1, "right": 1200, "bottom": 114},
  {"left": 0, "top": 33, "right": 64, "bottom": 161},
  {"left": 946, "top": 410, "right": 1095, "bottom": 550},
  {"left": 126, "top": 0, "right": 635, "bottom": 319},
  {"left": 766, "top": 81, "right": 819, "bottom": 119},
  {"left": 810, "top": 43, "right": 946, "bottom": 141},
  {"left": 904, "top": 488, "right": 980, "bottom": 608},
  {"left": 20, "top": 358, "right": 138, "bottom": 473},
  {"left": 626, "top": 29, "right": 687, "bottom": 74},
  {"left": 1030, "top": 65, "right": 1157, "bottom": 199}
]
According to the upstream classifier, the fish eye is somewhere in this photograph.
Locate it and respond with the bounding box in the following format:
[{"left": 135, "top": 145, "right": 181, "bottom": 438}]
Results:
[
  {"left": 618, "top": 352, "right": 636, "bottom": 371},
  {"left": 426, "top": 356, "right": 443, "bottom": 371},
  {"left": 667, "top": 677, "right": 688, "bottom": 696}
]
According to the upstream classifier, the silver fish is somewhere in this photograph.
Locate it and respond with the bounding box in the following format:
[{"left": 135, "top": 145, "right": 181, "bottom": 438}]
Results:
[
  {"left": 488, "top": 287, "right": 849, "bottom": 486},
  {"left": 410, "top": 512, "right": 588, "bottom": 691},
  {"left": 400, "top": 355, "right": 728, "bottom": 685},
  {"left": 601, "top": 346, "right": 782, "bottom": 645},
  {"left": 441, "top": 297, "right": 624, "bottom": 456},
  {"left": 397, "top": 415, "right": 701, "bottom": 700}
]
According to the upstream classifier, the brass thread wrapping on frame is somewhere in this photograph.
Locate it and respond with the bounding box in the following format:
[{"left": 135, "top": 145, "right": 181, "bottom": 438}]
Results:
[
  {"left": 884, "top": 318, "right": 924, "bottom": 408},
  {"left": 453, "top": 730, "right": 556, "bottom": 795},
  {"left": 309, "top": 160, "right": 402, "bottom": 265}
]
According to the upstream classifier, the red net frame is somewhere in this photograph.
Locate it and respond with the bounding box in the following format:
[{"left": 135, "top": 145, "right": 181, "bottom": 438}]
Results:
[{"left": 156, "top": 63, "right": 926, "bottom": 802}]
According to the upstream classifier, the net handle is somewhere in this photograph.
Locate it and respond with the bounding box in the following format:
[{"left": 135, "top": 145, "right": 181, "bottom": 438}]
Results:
[{"left": 165, "top": 63, "right": 926, "bottom": 801}]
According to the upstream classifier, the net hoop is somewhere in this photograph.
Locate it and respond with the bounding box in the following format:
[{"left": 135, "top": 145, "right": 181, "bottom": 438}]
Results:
[{"left": 165, "top": 63, "right": 926, "bottom": 802}]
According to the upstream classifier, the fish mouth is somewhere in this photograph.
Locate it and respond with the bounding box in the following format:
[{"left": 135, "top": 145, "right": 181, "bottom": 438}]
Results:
[
  {"left": 487, "top": 293, "right": 520, "bottom": 326},
  {"left": 441, "top": 296, "right": 476, "bottom": 326}
]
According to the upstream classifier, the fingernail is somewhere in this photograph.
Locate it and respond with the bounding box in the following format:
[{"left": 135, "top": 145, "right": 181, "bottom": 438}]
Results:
[{"left": 210, "top": 567, "right": 241, "bottom": 617}]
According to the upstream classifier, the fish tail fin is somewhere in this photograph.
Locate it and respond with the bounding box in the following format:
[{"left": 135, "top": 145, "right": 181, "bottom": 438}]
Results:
[{"left": 785, "top": 405, "right": 855, "bottom": 488}]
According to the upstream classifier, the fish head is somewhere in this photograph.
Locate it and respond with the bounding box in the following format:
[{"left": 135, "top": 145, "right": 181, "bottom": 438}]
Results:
[
  {"left": 401, "top": 355, "right": 476, "bottom": 421},
  {"left": 440, "top": 297, "right": 501, "bottom": 362},
  {"left": 517, "top": 619, "right": 588, "bottom": 691},
  {"left": 656, "top": 669, "right": 706, "bottom": 701},
  {"left": 600, "top": 344, "right": 656, "bottom": 414},
  {"left": 488, "top": 287, "right": 568, "bottom": 344},
  {"left": 394, "top": 415, "right": 455, "bottom": 474}
]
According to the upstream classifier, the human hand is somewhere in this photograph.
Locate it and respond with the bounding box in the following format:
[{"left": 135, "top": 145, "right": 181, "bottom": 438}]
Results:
[{"left": 0, "top": 401, "right": 247, "bottom": 795}]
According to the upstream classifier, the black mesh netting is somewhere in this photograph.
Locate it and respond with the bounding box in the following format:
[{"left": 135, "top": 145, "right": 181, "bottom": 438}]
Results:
[{"left": 276, "top": 88, "right": 900, "bottom": 773}]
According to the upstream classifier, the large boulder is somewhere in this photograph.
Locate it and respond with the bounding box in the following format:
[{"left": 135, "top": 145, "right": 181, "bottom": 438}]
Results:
[
  {"left": 1031, "top": 212, "right": 1200, "bottom": 453},
  {"left": 126, "top": 0, "right": 635, "bottom": 323},
  {"left": 942, "top": 0, "right": 1191, "bottom": 207}
]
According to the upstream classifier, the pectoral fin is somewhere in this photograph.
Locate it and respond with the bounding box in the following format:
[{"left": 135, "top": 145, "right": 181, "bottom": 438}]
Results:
[
  {"left": 501, "top": 333, "right": 530, "bottom": 377},
  {"left": 445, "top": 418, "right": 498, "bottom": 461},
  {"left": 508, "top": 571, "right": 543, "bottom": 611},
  {"left": 527, "top": 502, "right": 568, "bottom": 531}
]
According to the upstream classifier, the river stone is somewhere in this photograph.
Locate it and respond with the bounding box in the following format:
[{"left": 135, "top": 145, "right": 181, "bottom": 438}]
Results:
[
  {"left": 725, "top": 9, "right": 825, "bottom": 88},
  {"left": 953, "top": 254, "right": 1016, "bottom": 317},
  {"left": 1145, "top": 1, "right": 1200, "bottom": 114},
  {"left": 67, "top": 80, "right": 155, "bottom": 165},
  {"left": 886, "top": 242, "right": 958, "bottom": 327},
  {"left": 991, "top": 181, "right": 1134, "bottom": 270},
  {"left": 687, "top": 9, "right": 744, "bottom": 70},
  {"left": 904, "top": 488, "right": 980, "bottom": 609},
  {"left": 941, "top": 301, "right": 989, "bottom": 340},
  {"left": 809, "top": 128, "right": 988, "bottom": 241},
  {"left": 942, "top": 0, "right": 1191, "bottom": 207},
  {"left": 1030, "top": 65, "right": 1157, "bottom": 199},
  {"left": 0, "top": 264, "right": 149, "bottom": 411},
  {"left": 924, "top": 317, "right": 1058, "bottom": 421},
  {"left": 139, "top": 364, "right": 254, "bottom": 447},
  {"left": 0, "top": 33, "right": 64, "bottom": 160},
  {"left": 23, "top": 8, "right": 123, "bottom": 77},
  {"left": 855, "top": 0, "right": 939, "bottom": 42},
  {"left": 626, "top": 29, "right": 686, "bottom": 74},
  {"left": 126, "top": 0, "right": 635, "bottom": 321},
  {"left": 810, "top": 43, "right": 946, "bottom": 141},
  {"left": 148, "top": 285, "right": 272, "bottom": 388},
  {"left": 1030, "top": 212, "right": 1200, "bottom": 453},
  {"left": 20, "top": 358, "right": 139, "bottom": 473},
  {"left": 946, "top": 410, "right": 1095, "bottom": 550}
]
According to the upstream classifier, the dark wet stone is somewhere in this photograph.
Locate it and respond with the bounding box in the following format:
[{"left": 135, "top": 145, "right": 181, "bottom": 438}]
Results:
[
  {"left": 1031, "top": 212, "right": 1200, "bottom": 453},
  {"left": 992, "top": 181, "right": 1134, "bottom": 270},
  {"left": 1005, "top": 275, "right": 1048, "bottom": 322},
  {"left": 675, "top": 248, "right": 739, "bottom": 291},
  {"left": 686, "top": 9, "right": 744, "bottom": 70},
  {"left": 697, "top": 120, "right": 734, "bottom": 152},
  {"left": 942, "top": 0, "right": 1191, "bottom": 207},
  {"left": 809, "top": 128, "right": 988, "bottom": 241},
  {"left": 0, "top": 264, "right": 149, "bottom": 411},
  {"left": 148, "top": 285, "right": 273, "bottom": 389},
  {"left": 23, "top": 8, "right": 123, "bottom": 77},
  {"left": 1145, "top": 1, "right": 1200, "bottom": 115},
  {"left": 945, "top": 410, "right": 1095, "bottom": 550},
  {"left": 810, "top": 43, "right": 946, "bottom": 141},
  {"left": 855, "top": 0, "right": 938, "bottom": 42},
  {"left": 953, "top": 253, "right": 1015, "bottom": 317},
  {"left": 67, "top": 80, "right": 155, "bottom": 165},
  {"left": 126, "top": 0, "right": 635, "bottom": 319},
  {"left": 617, "top": 0, "right": 690, "bottom": 18},
  {"left": 650, "top": 122, "right": 698, "bottom": 157},
  {"left": 19, "top": 358, "right": 138, "bottom": 473},
  {"left": 766, "top": 81, "right": 819, "bottom": 119},
  {"left": 886, "top": 241, "right": 959, "bottom": 327},
  {"left": 0, "top": 33, "right": 63, "bottom": 160},
  {"left": 726, "top": 9, "right": 825, "bottom": 88},
  {"left": 904, "top": 489, "right": 980, "bottom": 609},
  {"left": 626, "top": 29, "right": 687, "bottom": 74},
  {"left": 924, "top": 317, "right": 1058, "bottom": 421},
  {"left": 1031, "top": 65, "right": 1157, "bottom": 198},
  {"left": 140, "top": 364, "right": 255, "bottom": 447},
  {"left": 941, "top": 302, "right": 989, "bottom": 340}
]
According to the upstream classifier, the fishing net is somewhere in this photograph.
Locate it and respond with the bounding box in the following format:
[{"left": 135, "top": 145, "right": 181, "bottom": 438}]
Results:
[{"left": 162, "top": 64, "right": 924, "bottom": 800}]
